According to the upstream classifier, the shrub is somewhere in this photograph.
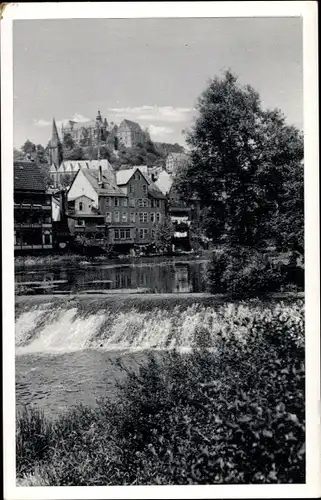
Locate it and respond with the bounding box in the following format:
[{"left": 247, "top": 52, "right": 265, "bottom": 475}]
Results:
[{"left": 207, "top": 246, "right": 303, "bottom": 298}]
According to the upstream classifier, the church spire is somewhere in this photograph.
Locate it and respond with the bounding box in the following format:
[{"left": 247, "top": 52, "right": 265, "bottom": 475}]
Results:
[
  {"left": 49, "top": 117, "right": 63, "bottom": 169},
  {"left": 51, "top": 117, "right": 60, "bottom": 147}
]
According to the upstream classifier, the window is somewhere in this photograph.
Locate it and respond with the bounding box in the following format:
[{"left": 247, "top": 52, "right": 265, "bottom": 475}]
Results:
[
  {"left": 129, "top": 184, "right": 134, "bottom": 194},
  {"left": 137, "top": 199, "right": 143, "bottom": 208},
  {"left": 150, "top": 213, "right": 155, "bottom": 223},
  {"left": 76, "top": 219, "right": 85, "bottom": 227},
  {"left": 143, "top": 184, "right": 148, "bottom": 195},
  {"left": 114, "top": 198, "right": 119, "bottom": 207},
  {"left": 79, "top": 202, "right": 83, "bottom": 211},
  {"left": 139, "top": 228, "right": 149, "bottom": 239},
  {"left": 105, "top": 197, "right": 111, "bottom": 207},
  {"left": 156, "top": 200, "right": 161, "bottom": 208},
  {"left": 143, "top": 199, "right": 149, "bottom": 207},
  {"left": 122, "top": 198, "right": 128, "bottom": 207},
  {"left": 139, "top": 212, "right": 148, "bottom": 223},
  {"left": 130, "top": 213, "right": 135, "bottom": 223},
  {"left": 156, "top": 213, "right": 161, "bottom": 223},
  {"left": 43, "top": 232, "right": 51, "bottom": 245},
  {"left": 151, "top": 199, "right": 155, "bottom": 208},
  {"left": 129, "top": 198, "right": 135, "bottom": 207},
  {"left": 116, "top": 228, "right": 131, "bottom": 240},
  {"left": 114, "top": 211, "right": 120, "bottom": 222},
  {"left": 121, "top": 212, "right": 128, "bottom": 222},
  {"left": 105, "top": 212, "right": 112, "bottom": 223},
  {"left": 151, "top": 229, "right": 155, "bottom": 240}
]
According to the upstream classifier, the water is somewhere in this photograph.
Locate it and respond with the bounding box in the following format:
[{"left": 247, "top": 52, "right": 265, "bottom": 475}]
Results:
[
  {"left": 16, "top": 350, "right": 151, "bottom": 418},
  {"left": 15, "top": 293, "right": 215, "bottom": 418},
  {"left": 15, "top": 257, "right": 211, "bottom": 418},
  {"left": 15, "top": 257, "right": 209, "bottom": 295}
]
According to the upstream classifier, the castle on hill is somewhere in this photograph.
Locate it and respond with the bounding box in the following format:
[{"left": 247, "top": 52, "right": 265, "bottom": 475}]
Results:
[{"left": 60, "top": 110, "right": 148, "bottom": 149}]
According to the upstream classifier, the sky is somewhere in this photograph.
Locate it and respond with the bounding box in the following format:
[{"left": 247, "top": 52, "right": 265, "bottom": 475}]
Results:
[{"left": 13, "top": 17, "right": 303, "bottom": 148}]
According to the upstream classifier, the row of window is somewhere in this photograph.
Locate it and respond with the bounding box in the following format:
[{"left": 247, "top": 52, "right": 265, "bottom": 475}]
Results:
[
  {"left": 106, "top": 212, "right": 162, "bottom": 223},
  {"left": 103, "top": 197, "right": 161, "bottom": 209},
  {"left": 114, "top": 228, "right": 156, "bottom": 241}
]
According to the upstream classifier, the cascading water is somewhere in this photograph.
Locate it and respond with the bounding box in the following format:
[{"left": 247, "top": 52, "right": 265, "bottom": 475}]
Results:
[{"left": 15, "top": 300, "right": 222, "bottom": 355}]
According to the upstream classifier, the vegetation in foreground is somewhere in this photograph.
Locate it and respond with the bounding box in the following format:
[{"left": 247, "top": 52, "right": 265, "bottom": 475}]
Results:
[{"left": 17, "top": 300, "right": 305, "bottom": 485}]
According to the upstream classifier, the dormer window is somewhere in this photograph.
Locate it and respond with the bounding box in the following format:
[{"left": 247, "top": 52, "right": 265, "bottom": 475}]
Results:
[{"left": 79, "top": 202, "right": 83, "bottom": 211}]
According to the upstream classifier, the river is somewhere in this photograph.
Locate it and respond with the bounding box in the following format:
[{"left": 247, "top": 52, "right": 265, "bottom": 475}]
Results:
[
  {"left": 16, "top": 257, "right": 210, "bottom": 418},
  {"left": 15, "top": 256, "right": 209, "bottom": 295}
]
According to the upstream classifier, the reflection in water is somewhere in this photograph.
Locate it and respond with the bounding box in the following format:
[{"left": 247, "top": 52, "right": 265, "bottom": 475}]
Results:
[{"left": 15, "top": 259, "right": 208, "bottom": 295}]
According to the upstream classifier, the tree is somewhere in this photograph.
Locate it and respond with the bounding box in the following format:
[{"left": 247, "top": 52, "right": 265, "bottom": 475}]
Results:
[
  {"left": 155, "top": 216, "right": 174, "bottom": 253},
  {"left": 63, "top": 132, "right": 75, "bottom": 150},
  {"left": 21, "top": 139, "right": 36, "bottom": 157},
  {"left": 177, "top": 70, "right": 304, "bottom": 252}
]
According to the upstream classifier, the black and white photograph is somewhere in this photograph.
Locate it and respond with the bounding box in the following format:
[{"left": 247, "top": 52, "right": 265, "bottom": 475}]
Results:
[{"left": 1, "top": 2, "right": 320, "bottom": 498}]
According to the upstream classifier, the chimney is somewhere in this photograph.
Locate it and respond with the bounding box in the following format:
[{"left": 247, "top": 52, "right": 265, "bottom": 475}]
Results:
[{"left": 98, "top": 164, "right": 103, "bottom": 186}]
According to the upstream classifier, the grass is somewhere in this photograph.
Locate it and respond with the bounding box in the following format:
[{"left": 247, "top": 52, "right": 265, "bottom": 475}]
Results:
[{"left": 16, "top": 299, "right": 305, "bottom": 485}]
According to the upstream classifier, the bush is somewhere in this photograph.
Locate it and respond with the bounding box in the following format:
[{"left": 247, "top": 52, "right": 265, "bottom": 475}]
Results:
[
  {"left": 207, "top": 246, "right": 303, "bottom": 298},
  {"left": 16, "top": 300, "right": 305, "bottom": 485}
]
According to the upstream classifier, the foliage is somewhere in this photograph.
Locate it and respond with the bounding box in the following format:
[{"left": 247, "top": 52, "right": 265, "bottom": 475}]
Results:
[
  {"left": 155, "top": 216, "right": 174, "bottom": 253},
  {"left": 16, "top": 299, "right": 305, "bottom": 485},
  {"left": 207, "top": 247, "right": 304, "bottom": 298},
  {"left": 176, "top": 71, "right": 304, "bottom": 253},
  {"left": 153, "top": 141, "right": 185, "bottom": 157}
]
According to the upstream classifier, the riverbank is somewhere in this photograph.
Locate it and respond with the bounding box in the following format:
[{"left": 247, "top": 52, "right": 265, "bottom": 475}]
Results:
[{"left": 15, "top": 250, "right": 210, "bottom": 268}]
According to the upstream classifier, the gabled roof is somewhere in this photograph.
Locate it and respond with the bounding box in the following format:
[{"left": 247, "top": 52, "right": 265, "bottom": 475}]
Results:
[
  {"left": 115, "top": 166, "right": 165, "bottom": 199},
  {"left": 116, "top": 166, "right": 149, "bottom": 186},
  {"left": 155, "top": 170, "right": 173, "bottom": 195},
  {"left": 81, "top": 168, "right": 126, "bottom": 197},
  {"left": 14, "top": 161, "right": 46, "bottom": 192},
  {"left": 60, "top": 159, "right": 111, "bottom": 172}
]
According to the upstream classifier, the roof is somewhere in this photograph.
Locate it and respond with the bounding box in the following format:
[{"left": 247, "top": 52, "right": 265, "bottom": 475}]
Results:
[
  {"left": 119, "top": 119, "right": 143, "bottom": 133},
  {"left": 115, "top": 166, "right": 165, "bottom": 199},
  {"left": 65, "top": 120, "right": 97, "bottom": 130},
  {"left": 155, "top": 170, "right": 173, "bottom": 195},
  {"left": 14, "top": 161, "right": 46, "bottom": 192},
  {"left": 81, "top": 168, "right": 126, "bottom": 197},
  {"left": 148, "top": 182, "right": 166, "bottom": 199},
  {"left": 60, "top": 160, "right": 111, "bottom": 172},
  {"left": 116, "top": 166, "right": 149, "bottom": 186},
  {"left": 167, "top": 152, "right": 188, "bottom": 161}
]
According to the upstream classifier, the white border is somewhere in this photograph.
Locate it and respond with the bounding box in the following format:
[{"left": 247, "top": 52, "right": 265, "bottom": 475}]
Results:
[{"left": 2, "top": 2, "right": 320, "bottom": 499}]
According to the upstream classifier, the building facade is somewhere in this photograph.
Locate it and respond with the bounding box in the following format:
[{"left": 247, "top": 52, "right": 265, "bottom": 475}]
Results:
[
  {"left": 66, "top": 165, "right": 166, "bottom": 249},
  {"left": 14, "top": 161, "right": 53, "bottom": 251},
  {"left": 165, "top": 152, "right": 188, "bottom": 174},
  {"left": 61, "top": 111, "right": 108, "bottom": 146},
  {"left": 49, "top": 159, "right": 112, "bottom": 188},
  {"left": 117, "top": 120, "right": 147, "bottom": 149}
]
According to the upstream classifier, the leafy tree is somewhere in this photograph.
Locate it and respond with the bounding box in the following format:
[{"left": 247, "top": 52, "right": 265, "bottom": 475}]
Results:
[
  {"left": 63, "top": 146, "right": 84, "bottom": 161},
  {"left": 35, "top": 144, "right": 47, "bottom": 164},
  {"left": 155, "top": 216, "right": 174, "bottom": 253},
  {"left": 177, "top": 71, "right": 304, "bottom": 253},
  {"left": 21, "top": 139, "right": 36, "bottom": 156},
  {"left": 62, "top": 132, "right": 75, "bottom": 150}
]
